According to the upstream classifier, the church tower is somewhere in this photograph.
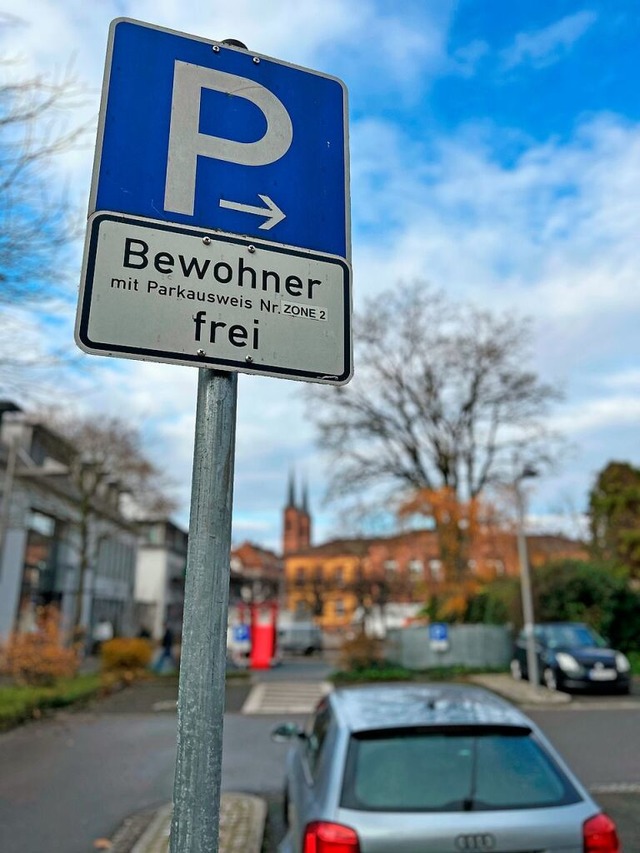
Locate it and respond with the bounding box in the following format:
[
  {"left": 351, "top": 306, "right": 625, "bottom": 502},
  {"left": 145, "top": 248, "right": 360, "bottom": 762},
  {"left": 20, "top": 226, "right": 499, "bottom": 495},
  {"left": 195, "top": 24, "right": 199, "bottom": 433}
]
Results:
[{"left": 282, "top": 472, "right": 312, "bottom": 555}]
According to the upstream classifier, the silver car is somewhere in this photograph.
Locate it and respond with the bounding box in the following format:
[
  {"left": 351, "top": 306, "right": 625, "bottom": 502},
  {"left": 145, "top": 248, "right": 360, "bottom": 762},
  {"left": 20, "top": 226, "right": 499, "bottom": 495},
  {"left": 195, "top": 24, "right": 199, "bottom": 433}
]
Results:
[{"left": 272, "top": 683, "right": 620, "bottom": 853}]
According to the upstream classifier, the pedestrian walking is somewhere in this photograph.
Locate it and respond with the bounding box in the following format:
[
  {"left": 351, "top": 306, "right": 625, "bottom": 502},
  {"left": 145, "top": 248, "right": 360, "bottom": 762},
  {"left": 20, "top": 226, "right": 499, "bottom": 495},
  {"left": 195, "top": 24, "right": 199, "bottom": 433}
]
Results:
[
  {"left": 92, "top": 618, "right": 113, "bottom": 655},
  {"left": 153, "top": 623, "right": 176, "bottom": 673}
]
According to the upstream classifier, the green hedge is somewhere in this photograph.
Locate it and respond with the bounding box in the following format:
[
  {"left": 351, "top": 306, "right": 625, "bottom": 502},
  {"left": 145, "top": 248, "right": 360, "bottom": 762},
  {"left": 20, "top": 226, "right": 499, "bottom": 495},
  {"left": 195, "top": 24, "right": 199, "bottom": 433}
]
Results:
[{"left": 465, "top": 560, "right": 640, "bottom": 655}]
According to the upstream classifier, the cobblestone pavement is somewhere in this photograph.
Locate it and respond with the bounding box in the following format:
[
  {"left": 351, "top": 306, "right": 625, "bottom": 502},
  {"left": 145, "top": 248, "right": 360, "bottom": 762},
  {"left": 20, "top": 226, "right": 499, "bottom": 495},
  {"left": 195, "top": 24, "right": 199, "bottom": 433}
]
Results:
[{"left": 110, "top": 795, "right": 267, "bottom": 853}]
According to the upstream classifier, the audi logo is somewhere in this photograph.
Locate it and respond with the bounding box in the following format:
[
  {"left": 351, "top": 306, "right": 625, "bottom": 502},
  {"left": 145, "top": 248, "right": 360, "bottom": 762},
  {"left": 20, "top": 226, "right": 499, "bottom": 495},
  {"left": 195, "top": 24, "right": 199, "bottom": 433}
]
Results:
[{"left": 455, "top": 833, "right": 497, "bottom": 851}]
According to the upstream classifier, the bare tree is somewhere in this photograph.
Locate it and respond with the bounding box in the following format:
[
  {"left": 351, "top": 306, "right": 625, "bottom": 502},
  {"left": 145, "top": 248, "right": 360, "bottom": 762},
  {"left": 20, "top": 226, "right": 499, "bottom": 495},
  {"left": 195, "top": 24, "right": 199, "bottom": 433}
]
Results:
[
  {"left": 0, "top": 51, "right": 91, "bottom": 305},
  {"left": 0, "top": 32, "right": 93, "bottom": 394},
  {"left": 306, "top": 282, "right": 563, "bottom": 572},
  {"left": 40, "top": 412, "right": 177, "bottom": 634},
  {"left": 48, "top": 413, "right": 178, "bottom": 518}
]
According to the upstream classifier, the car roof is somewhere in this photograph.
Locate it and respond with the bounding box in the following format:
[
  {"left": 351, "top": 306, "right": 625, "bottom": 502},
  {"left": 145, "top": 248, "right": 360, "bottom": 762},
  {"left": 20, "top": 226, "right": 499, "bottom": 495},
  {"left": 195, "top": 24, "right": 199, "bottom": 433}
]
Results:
[{"left": 330, "top": 684, "right": 532, "bottom": 734}]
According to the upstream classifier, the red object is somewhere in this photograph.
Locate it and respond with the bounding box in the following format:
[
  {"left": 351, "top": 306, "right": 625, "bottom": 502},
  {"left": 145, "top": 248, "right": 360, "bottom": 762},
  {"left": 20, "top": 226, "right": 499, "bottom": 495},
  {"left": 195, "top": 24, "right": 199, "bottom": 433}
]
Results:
[
  {"left": 249, "top": 601, "right": 278, "bottom": 670},
  {"left": 583, "top": 813, "right": 621, "bottom": 853},
  {"left": 303, "top": 821, "right": 360, "bottom": 853}
]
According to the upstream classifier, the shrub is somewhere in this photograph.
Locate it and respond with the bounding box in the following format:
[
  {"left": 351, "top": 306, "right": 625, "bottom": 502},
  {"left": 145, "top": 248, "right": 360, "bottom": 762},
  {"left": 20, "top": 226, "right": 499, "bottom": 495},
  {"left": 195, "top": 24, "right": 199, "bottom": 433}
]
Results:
[
  {"left": 533, "top": 560, "right": 640, "bottom": 652},
  {"left": 100, "top": 637, "right": 153, "bottom": 674},
  {"left": 339, "top": 632, "right": 385, "bottom": 672},
  {"left": 0, "top": 607, "right": 79, "bottom": 686}
]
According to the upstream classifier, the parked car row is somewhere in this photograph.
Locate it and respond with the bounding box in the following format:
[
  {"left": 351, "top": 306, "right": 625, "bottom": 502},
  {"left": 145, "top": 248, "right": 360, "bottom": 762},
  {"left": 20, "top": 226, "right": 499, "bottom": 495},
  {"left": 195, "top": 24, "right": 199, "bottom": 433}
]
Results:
[
  {"left": 510, "top": 622, "right": 632, "bottom": 694},
  {"left": 272, "top": 682, "right": 621, "bottom": 852}
]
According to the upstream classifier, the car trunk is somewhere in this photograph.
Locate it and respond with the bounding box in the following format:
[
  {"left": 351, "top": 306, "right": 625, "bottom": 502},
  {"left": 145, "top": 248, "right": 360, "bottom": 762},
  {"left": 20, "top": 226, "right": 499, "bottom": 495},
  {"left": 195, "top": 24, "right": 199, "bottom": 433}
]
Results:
[{"left": 335, "top": 801, "right": 594, "bottom": 853}]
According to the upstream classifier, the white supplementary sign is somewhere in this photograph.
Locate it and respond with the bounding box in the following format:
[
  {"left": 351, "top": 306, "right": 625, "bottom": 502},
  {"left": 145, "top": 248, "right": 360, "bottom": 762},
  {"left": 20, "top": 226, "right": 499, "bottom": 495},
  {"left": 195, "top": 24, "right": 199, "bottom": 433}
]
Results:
[
  {"left": 76, "top": 19, "right": 351, "bottom": 383},
  {"left": 77, "top": 214, "right": 350, "bottom": 382}
]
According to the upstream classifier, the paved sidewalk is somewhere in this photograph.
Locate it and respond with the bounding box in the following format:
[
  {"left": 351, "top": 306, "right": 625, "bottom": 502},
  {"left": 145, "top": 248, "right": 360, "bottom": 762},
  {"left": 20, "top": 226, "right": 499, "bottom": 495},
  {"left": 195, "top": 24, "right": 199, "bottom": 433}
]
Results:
[
  {"left": 112, "top": 794, "right": 267, "bottom": 853},
  {"left": 469, "top": 672, "right": 572, "bottom": 704}
]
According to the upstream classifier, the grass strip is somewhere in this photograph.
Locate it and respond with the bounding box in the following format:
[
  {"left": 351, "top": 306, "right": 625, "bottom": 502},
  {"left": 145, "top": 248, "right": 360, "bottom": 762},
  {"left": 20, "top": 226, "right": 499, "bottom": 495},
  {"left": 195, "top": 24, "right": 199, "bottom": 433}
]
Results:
[{"left": 0, "top": 674, "right": 102, "bottom": 730}]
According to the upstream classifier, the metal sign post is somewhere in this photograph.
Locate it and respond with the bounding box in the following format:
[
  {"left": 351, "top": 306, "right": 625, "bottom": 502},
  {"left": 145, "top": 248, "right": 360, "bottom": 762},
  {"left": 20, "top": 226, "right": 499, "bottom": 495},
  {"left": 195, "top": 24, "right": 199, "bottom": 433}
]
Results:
[{"left": 171, "top": 369, "right": 237, "bottom": 852}]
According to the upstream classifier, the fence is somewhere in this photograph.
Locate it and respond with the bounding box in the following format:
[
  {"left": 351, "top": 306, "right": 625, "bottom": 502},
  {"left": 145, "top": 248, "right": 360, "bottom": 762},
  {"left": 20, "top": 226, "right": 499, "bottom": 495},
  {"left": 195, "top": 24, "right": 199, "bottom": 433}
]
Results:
[{"left": 385, "top": 624, "right": 513, "bottom": 671}]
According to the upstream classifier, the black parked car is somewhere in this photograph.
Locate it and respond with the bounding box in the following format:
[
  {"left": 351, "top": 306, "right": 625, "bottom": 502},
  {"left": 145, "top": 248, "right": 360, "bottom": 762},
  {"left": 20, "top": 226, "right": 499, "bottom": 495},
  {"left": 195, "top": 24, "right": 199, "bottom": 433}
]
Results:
[{"left": 510, "top": 622, "right": 631, "bottom": 694}]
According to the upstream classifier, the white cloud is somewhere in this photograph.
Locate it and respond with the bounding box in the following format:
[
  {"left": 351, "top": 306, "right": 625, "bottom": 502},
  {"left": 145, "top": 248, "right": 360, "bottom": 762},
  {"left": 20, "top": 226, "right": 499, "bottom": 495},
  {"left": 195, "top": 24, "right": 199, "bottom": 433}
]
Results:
[
  {"left": 550, "top": 396, "right": 640, "bottom": 436},
  {"left": 2, "top": 1, "right": 638, "bottom": 553},
  {"left": 501, "top": 11, "right": 597, "bottom": 70},
  {"left": 602, "top": 369, "right": 640, "bottom": 391}
]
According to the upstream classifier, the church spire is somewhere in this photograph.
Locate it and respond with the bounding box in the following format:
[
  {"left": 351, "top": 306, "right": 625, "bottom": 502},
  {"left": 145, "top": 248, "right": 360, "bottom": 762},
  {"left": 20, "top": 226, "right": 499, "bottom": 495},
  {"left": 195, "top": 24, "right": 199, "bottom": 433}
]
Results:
[
  {"left": 287, "top": 469, "right": 296, "bottom": 508},
  {"left": 282, "top": 471, "right": 312, "bottom": 555}
]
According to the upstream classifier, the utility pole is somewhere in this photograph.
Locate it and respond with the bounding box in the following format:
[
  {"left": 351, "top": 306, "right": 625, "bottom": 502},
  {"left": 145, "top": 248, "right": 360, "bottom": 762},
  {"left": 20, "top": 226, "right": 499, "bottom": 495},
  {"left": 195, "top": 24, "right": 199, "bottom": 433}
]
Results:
[
  {"left": 0, "top": 438, "right": 19, "bottom": 576},
  {"left": 515, "top": 467, "right": 539, "bottom": 692}
]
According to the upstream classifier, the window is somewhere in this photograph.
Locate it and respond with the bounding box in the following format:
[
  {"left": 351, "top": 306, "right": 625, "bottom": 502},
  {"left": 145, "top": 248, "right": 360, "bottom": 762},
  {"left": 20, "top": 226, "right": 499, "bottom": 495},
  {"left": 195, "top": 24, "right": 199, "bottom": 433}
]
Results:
[
  {"left": 429, "top": 559, "right": 443, "bottom": 581},
  {"left": 408, "top": 559, "right": 423, "bottom": 575},
  {"left": 146, "top": 524, "right": 165, "bottom": 545},
  {"left": 487, "top": 559, "right": 505, "bottom": 576},
  {"left": 334, "top": 565, "right": 344, "bottom": 586},
  {"left": 27, "top": 511, "right": 56, "bottom": 537},
  {"left": 542, "top": 624, "right": 605, "bottom": 649},
  {"left": 341, "top": 730, "right": 580, "bottom": 813},
  {"left": 334, "top": 599, "right": 345, "bottom": 617},
  {"left": 306, "top": 701, "right": 332, "bottom": 778},
  {"left": 384, "top": 559, "right": 398, "bottom": 573}
]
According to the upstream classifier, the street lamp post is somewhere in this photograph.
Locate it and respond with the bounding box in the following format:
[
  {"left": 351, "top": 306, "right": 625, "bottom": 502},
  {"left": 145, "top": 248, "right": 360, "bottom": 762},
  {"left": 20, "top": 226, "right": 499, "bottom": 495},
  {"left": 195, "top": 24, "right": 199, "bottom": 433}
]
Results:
[{"left": 515, "top": 467, "right": 539, "bottom": 692}]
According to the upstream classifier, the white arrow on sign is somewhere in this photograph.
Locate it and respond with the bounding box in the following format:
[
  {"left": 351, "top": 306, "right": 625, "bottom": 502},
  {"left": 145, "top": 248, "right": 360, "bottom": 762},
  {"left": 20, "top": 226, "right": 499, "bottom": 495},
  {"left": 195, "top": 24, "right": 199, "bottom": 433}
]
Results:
[{"left": 219, "top": 194, "right": 286, "bottom": 230}]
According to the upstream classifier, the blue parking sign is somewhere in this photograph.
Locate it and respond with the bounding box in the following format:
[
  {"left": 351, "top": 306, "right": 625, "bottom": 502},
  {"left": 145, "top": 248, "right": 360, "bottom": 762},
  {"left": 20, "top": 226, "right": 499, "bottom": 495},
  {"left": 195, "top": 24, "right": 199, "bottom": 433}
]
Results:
[
  {"left": 233, "top": 625, "right": 250, "bottom": 643},
  {"left": 91, "top": 18, "right": 350, "bottom": 260}
]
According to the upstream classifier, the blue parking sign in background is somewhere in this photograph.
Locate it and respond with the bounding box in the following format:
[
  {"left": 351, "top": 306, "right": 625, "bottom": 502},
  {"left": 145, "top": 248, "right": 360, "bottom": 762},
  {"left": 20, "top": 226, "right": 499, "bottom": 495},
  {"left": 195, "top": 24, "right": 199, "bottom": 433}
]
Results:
[
  {"left": 429, "top": 623, "right": 449, "bottom": 642},
  {"left": 91, "top": 19, "right": 350, "bottom": 259}
]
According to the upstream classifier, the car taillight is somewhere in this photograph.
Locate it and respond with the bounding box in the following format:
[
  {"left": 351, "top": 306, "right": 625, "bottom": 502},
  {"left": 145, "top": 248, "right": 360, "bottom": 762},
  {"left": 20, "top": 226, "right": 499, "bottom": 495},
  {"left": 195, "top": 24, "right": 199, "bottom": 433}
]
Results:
[
  {"left": 303, "top": 821, "right": 360, "bottom": 853},
  {"left": 583, "top": 813, "right": 621, "bottom": 852}
]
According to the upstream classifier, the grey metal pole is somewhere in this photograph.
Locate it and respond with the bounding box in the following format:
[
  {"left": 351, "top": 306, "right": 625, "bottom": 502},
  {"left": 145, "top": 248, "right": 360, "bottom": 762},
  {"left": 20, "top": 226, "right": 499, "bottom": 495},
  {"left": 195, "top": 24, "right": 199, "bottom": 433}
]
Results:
[
  {"left": 515, "top": 482, "right": 539, "bottom": 692},
  {"left": 170, "top": 368, "right": 238, "bottom": 853},
  {"left": 0, "top": 438, "right": 19, "bottom": 577}
]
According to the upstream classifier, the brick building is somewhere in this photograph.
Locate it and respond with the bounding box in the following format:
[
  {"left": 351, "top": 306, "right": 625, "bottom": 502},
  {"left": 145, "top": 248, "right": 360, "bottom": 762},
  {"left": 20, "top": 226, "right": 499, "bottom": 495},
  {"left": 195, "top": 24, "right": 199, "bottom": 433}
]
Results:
[{"left": 281, "top": 480, "right": 587, "bottom": 632}]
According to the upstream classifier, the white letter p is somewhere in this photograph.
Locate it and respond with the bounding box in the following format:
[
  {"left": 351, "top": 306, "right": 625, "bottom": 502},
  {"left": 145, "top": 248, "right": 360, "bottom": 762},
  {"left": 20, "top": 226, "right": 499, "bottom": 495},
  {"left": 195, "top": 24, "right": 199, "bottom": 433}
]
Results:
[{"left": 164, "top": 61, "right": 293, "bottom": 216}]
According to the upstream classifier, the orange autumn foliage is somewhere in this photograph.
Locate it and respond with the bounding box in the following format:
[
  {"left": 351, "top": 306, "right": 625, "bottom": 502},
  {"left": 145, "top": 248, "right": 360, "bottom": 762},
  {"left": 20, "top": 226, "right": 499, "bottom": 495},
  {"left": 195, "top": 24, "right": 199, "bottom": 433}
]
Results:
[
  {"left": 399, "top": 487, "right": 482, "bottom": 579},
  {"left": 399, "top": 487, "right": 512, "bottom": 621},
  {"left": 0, "top": 606, "right": 80, "bottom": 685}
]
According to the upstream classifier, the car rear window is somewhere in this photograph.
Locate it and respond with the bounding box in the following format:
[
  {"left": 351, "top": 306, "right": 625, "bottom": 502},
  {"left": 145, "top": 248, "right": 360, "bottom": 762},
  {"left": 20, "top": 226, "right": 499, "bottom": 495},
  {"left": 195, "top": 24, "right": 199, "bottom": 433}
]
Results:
[{"left": 340, "top": 728, "right": 581, "bottom": 812}]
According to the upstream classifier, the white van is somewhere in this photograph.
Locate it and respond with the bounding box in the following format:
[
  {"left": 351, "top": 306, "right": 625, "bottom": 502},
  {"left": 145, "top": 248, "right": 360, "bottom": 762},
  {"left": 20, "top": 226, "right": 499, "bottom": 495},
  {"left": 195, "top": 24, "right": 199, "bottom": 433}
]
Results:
[{"left": 277, "top": 620, "right": 323, "bottom": 656}]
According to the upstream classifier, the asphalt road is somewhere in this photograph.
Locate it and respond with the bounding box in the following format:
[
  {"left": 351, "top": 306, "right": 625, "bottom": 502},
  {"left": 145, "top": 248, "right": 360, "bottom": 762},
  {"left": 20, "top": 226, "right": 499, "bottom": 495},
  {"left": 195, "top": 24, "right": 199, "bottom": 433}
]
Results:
[
  {"left": 0, "top": 666, "right": 638, "bottom": 852},
  {"left": 527, "top": 697, "right": 640, "bottom": 852}
]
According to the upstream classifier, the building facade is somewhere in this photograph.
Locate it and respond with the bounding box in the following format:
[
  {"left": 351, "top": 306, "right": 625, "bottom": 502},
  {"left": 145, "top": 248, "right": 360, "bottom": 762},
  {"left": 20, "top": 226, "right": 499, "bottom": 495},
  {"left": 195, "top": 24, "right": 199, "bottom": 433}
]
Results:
[
  {"left": 0, "top": 403, "right": 138, "bottom": 643},
  {"left": 134, "top": 519, "right": 188, "bottom": 640},
  {"left": 281, "top": 483, "right": 588, "bottom": 632}
]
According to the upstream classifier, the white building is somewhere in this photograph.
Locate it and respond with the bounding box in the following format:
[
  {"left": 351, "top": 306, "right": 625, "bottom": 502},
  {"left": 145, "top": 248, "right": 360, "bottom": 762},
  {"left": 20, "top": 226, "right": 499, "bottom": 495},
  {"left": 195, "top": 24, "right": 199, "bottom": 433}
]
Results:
[{"left": 134, "top": 519, "right": 187, "bottom": 640}]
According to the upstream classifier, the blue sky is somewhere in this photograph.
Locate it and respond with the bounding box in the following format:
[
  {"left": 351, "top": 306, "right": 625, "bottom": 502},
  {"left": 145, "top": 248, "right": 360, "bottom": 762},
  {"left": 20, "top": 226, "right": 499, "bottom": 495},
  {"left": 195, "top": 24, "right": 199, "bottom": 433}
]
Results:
[{"left": 1, "top": 1, "right": 639, "bottom": 551}]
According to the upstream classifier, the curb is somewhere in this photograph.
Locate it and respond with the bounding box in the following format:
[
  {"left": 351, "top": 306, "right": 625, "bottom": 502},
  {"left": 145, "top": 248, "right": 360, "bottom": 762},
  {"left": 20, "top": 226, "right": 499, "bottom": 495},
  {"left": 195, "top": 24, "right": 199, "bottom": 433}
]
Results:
[
  {"left": 131, "top": 804, "right": 172, "bottom": 853},
  {"left": 113, "top": 794, "right": 267, "bottom": 853},
  {"left": 468, "top": 673, "right": 572, "bottom": 705}
]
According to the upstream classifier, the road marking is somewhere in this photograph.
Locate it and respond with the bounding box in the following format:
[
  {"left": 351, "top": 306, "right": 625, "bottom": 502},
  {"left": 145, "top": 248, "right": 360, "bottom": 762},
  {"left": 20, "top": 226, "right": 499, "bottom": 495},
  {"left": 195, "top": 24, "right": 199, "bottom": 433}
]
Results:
[
  {"left": 152, "top": 700, "right": 178, "bottom": 712},
  {"left": 590, "top": 783, "right": 640, "bottom": 793},
  {"left": 241, "top": 681, "right": 332, "bottom": 715}
]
